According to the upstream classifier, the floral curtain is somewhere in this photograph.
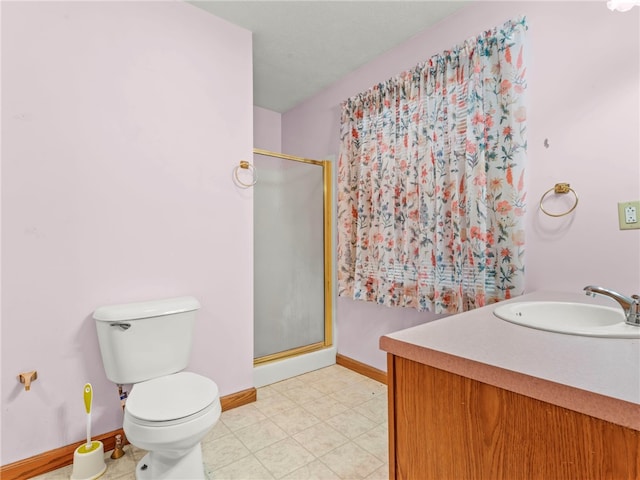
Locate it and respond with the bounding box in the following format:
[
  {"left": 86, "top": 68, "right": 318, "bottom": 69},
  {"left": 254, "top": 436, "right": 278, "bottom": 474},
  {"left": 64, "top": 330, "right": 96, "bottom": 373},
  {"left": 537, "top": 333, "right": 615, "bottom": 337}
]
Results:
[{"left": 337, "top": 17, "right": 528, "bottom": 314}]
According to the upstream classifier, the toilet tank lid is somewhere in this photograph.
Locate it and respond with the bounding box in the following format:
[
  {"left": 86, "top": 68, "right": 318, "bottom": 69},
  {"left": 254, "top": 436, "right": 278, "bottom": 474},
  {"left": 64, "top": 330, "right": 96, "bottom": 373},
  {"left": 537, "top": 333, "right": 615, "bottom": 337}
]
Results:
[{"left": 93, "top": 296, "right": 200, "bottom": 322}]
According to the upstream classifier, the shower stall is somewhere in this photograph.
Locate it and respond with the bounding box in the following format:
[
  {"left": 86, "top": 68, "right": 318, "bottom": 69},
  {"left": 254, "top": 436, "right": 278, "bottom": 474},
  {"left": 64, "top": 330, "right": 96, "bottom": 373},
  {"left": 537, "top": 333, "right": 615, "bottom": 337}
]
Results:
[{"left": 252, "top": 149, "right": 335, "bottom": 387}]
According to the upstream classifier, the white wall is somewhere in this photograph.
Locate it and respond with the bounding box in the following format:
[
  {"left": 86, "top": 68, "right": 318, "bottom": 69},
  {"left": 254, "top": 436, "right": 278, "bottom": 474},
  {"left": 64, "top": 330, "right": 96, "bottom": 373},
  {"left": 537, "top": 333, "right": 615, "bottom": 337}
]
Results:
[
  {"left": 1, "top": 1, "right": 253, "bottom": 464},
  {"left": 281, "top": 2, "right": 640, "bottom": 371}
]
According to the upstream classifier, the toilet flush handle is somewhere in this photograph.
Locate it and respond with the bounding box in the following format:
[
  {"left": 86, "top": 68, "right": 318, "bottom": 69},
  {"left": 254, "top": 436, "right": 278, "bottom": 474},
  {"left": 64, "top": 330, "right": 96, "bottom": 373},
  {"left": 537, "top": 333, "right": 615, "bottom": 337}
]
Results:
[{"left": 110, "top": 323, "right": 131, "bottom": 331}]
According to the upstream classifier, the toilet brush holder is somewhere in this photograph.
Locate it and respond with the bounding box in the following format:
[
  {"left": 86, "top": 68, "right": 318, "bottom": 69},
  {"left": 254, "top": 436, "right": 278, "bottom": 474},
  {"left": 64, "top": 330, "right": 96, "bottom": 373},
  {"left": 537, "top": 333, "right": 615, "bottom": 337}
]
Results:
[{"left": 71, "top": 441, "right": 106, "bottom": 480}]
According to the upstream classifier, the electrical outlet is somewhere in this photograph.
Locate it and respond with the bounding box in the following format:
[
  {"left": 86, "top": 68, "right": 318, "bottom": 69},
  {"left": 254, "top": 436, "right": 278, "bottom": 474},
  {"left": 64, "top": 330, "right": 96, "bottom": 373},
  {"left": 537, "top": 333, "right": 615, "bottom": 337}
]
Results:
[{"left": 618, "top": 201, "right": 640, "bottom": 230}]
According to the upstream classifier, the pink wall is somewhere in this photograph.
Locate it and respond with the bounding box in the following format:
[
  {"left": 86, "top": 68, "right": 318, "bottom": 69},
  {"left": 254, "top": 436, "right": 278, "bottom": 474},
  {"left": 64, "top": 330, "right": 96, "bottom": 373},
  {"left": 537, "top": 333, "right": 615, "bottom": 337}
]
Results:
[
  {"left": 254, "top": 106, "right": 282, "bottom": 152},
  {"left": 1, "top": 1, "right": 253, "bottom": 464},
  {"left": 282, "top": 2, "right": 640, "bottom": 371}
]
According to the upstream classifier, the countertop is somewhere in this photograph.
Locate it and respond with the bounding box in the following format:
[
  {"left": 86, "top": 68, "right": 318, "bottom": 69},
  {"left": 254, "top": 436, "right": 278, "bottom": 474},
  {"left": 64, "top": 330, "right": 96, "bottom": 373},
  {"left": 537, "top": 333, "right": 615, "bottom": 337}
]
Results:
[{"left": 380, "top": 291, "right": 640, "bottom": 431}]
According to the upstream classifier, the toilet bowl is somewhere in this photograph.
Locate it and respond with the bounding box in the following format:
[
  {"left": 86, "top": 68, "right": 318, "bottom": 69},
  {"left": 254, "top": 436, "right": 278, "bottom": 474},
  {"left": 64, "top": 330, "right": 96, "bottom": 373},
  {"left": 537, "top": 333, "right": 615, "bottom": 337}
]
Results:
[
  {"left": 93, "top": 297, "right": 220, "bottom": 480},
  {"left": 123, "top": 372, "right": 221, "bottom": 479}
]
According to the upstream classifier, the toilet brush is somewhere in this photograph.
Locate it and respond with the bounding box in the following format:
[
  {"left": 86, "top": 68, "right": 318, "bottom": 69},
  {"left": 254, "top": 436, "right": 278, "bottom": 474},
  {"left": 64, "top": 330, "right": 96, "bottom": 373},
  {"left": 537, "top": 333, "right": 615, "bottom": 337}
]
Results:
[{"left": 71, "top": 384, "right": 107, "bottom": 480}]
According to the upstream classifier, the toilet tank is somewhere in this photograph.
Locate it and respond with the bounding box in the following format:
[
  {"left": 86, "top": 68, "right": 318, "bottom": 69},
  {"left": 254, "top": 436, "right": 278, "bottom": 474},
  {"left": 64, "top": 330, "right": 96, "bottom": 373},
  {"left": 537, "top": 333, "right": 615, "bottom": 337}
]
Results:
[{"left": 93, "top": 297, "right": 201, "bottom": 384}]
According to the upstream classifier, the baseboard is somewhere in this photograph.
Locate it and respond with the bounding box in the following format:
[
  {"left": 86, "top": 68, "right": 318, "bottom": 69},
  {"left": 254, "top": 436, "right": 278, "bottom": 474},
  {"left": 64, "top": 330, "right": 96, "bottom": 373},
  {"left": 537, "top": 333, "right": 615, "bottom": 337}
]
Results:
[
  {"left": 336, "top": 354, "right": 388, "bottom": 384},
  {"left": 220, "top": 386, "right": 257, "bottom": 411},
  {"left": 0, "top": 387, "right": 257, "bottom": 480}
]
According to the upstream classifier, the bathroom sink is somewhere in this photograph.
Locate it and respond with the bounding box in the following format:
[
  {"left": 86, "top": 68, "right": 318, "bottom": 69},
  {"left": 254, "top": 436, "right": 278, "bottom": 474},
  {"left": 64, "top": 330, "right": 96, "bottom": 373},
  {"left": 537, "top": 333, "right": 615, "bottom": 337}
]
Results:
[{"left": 493, "top": 301, "right": 640, "bottom": 338}]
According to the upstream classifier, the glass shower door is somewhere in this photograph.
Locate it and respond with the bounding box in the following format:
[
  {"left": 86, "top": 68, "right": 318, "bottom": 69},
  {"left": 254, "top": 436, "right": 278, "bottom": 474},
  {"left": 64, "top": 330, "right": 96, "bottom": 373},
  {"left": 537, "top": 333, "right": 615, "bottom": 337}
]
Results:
[{"left": 253, "top": 149, "right": 332, "bottom": 364}]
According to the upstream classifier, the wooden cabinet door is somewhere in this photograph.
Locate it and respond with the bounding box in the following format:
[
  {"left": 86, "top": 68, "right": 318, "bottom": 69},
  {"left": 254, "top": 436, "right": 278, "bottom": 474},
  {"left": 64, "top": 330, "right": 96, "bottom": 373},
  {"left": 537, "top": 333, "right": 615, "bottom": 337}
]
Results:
[{"left": 388, "top": 354, "right": 640, "bottom": 480}]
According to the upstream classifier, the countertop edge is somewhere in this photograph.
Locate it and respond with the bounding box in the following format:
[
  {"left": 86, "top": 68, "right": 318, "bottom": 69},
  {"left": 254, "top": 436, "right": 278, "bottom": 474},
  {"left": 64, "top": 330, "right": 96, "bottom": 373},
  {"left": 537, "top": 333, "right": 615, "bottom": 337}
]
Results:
[{"left": 380, "top": 335, "right": 640, "bottom": 431}]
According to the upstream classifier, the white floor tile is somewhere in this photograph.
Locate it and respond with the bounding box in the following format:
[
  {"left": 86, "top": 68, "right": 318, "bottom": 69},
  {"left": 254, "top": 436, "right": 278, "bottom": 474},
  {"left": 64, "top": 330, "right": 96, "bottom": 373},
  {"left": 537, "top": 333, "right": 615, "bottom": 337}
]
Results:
[
  {"left": 329, "top": 385, "right": 382, "bottom": 408},
  {"left": 269, "top": 376, "right": 307, "bottom": 393},
  {"left": 234, "top": 418, "right": 289, "bottom": 452},
  {"left": 325, "top": 410, "right": 378, "bottom": 440},
  {"left": 352, "top": 397, "right": 388, "bottom": 425},
  {"left": 366, "top": 463, "right": 390, "bottom": 480},
  {"left": 254, "top": 437, "right": 316, "bottom": 479},
  {"left": 292, "top": 422, "right": 349, "bottom": 458},
  {"left": 353, "top": 424, "right": 388, "bottom": 461},
  {"left": 211, "top": 454, "right": 275, "bottom": 480},
  {"left": 203, "top": 433, "right": 251, "bottom": 471},
  {"left": 300, "top": 394, "right": 349, "bottom": 420},
  {"left": 221, "top": 404, "right": 267, "bottom": 431},
  {"left": 319, "top": 442, "right": 384, "bottom": 479},
  {"left": 281, "top": 384, "right": 325, "bottom": 404},
  {"left": 254, "top": 391, "right": 298, "bottom": 417},
  {"left": 270, "top": 406, "right": 321, "bottom": 436},
  {"left": 281, "top": 459, "right": 342, "bottom": 480}
]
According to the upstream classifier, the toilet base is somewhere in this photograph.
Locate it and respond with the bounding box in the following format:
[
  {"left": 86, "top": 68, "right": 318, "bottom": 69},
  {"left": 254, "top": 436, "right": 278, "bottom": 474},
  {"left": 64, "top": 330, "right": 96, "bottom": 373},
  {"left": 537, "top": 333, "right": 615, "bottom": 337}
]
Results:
[{"left": 135, "top": 445, "right": 206, "bottom": 480}]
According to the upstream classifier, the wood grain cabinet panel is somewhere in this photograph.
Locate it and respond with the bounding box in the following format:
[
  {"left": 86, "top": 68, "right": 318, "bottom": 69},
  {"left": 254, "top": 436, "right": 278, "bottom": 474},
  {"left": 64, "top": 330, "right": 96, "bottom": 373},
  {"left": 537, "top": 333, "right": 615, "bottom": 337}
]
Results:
[{"left": 388, "top": 354, "right": 640, "bottom": 480}]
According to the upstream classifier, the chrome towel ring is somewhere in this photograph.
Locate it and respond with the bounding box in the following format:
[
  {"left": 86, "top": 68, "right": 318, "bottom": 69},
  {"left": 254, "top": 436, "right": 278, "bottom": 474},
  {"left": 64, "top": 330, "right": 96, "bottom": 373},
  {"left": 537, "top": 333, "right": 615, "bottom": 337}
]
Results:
[
  {"left": 539, "top": 183, "right": 578, "bottom": 217},
  {"left": 234, "top": 160, "right": 257, "bottom": 188}
]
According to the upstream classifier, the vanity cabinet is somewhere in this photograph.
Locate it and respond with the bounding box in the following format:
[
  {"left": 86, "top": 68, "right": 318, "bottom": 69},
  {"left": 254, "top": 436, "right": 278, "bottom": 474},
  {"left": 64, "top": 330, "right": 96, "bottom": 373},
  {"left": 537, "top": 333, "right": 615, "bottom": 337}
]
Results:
[
  {"left": 380, "top": 292, "right": 640, "bottom": 480},
  {"left": 386, "top": 354, "right": 639, "bottom": 480}
]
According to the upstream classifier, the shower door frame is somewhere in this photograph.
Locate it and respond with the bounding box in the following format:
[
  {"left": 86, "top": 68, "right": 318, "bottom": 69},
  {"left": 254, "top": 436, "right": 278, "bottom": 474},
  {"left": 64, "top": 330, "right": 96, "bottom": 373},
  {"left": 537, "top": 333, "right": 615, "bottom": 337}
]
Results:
[{"left": 253, "top": 148, "right": 333, "bottom": 366}]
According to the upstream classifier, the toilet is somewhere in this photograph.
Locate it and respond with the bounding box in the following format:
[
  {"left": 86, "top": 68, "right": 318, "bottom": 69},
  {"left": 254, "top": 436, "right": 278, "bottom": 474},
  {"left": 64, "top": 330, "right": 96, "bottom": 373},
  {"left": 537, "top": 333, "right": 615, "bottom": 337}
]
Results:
[{"left": 93, "top": 297, "right": 220, "bottom": 480}]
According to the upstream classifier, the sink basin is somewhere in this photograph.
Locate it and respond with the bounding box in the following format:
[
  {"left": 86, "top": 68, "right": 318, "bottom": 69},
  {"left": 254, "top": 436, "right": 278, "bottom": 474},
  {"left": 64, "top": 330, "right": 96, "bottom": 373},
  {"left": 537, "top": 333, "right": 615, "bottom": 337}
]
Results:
[{"left": 493, "top": 301, "right": 640, "bottom": 338}]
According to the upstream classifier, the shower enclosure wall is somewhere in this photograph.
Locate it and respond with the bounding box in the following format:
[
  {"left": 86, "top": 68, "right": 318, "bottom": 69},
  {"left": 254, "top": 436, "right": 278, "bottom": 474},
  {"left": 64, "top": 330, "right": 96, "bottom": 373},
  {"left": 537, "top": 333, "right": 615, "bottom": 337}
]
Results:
[{"left": 252, "top": 149, "right": 334, "bottom": 387}]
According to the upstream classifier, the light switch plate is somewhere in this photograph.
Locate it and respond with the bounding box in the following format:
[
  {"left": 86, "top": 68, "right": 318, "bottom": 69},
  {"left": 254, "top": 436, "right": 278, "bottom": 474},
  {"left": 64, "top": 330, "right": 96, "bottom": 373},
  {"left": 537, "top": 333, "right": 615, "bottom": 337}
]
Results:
[{"left": 618, "top": 200, "right": 640, "bottom": 230}]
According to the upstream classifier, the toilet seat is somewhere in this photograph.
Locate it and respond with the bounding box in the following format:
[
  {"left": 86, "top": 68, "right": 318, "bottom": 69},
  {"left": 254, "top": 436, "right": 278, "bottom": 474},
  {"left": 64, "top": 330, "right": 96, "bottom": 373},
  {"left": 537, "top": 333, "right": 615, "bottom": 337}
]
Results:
[{"left": 126, "top": 372, "right": 219, "bottom": 426}]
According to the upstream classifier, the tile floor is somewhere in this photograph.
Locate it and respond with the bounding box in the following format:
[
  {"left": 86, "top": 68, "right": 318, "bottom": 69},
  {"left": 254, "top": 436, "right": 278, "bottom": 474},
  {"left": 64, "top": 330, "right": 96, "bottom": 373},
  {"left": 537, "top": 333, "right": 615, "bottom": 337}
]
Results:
[{"left": 34, "top": 365, "right": 389, "bottom": 479}]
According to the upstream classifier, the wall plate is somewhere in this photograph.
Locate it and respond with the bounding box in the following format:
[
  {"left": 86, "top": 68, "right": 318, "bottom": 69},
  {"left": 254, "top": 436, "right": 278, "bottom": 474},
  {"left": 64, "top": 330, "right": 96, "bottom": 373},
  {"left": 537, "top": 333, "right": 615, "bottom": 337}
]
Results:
[{"left": 618, "top": 200, "right": 640, "bottom": 230}]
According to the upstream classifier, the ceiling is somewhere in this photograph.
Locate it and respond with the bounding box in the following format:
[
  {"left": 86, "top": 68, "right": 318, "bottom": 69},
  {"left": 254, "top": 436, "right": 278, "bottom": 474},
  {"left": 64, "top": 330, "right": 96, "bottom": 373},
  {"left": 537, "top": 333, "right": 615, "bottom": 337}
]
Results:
[{"left": 189, "top": 1, "right": 470, "bottom": 113}]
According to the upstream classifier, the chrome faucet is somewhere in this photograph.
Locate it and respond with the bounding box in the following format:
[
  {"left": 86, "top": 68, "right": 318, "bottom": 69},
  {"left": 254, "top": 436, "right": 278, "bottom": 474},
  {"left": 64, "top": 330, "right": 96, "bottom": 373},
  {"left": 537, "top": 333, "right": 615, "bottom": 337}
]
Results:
[{"left": 583, "top": 285, "right": 640, "bottom": 326}]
